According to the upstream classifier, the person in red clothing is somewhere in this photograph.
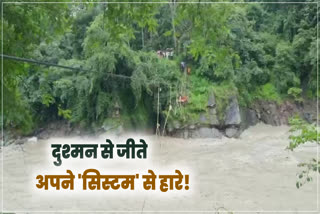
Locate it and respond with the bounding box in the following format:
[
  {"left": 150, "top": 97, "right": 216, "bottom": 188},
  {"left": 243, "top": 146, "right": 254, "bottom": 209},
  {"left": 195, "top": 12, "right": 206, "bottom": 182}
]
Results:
[{"left": 178, "top": 95, "right": 188, "bottom": 104}]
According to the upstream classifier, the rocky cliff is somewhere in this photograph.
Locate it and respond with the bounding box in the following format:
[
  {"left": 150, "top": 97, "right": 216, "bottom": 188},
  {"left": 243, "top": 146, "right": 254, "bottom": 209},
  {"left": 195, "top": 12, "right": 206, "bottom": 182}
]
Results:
[{"left": 167, "top": 94, "right": 317, "bottom": 139}]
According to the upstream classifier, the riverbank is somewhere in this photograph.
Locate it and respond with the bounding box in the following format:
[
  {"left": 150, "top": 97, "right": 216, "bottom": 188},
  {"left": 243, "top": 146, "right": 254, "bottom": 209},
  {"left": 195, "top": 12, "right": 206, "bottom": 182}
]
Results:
[{"left": 3, "top": 98, "right": 317, "bottom": 148}]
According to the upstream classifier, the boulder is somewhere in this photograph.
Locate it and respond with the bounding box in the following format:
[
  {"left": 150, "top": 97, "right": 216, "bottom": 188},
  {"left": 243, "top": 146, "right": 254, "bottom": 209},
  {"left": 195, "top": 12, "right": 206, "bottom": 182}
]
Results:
[
  {"left": 225, "top": 127, "right": 241, "bottom": 138},
  {"left": 240, "top": 108, "right": 258, "bottom": 129},
  {"left": 199, "top": 113, "right": 208, "bottom": 124},
  {"left": 198, "top": 127, "right": 213, "bottom": 138},
  {"left": 208, "top": 115, "right": 219, "bottom": 126},
  {"left": 172, "top": 129, "right": 184, "bottom": 138},
  {"left": 247, "top": 109, "right": 258, "bottom": 126},
  {"left": 37, "top": 130, "right": 50, "bottom": 139},
  {"left": 199, "top": 111, "right": 219, "bottom": 126},
  {"left": 207, "top": 92, "right": 216, "bottom": 108},
  {"left": 256, "top": 100, "right": 300, "bottom": 126},
  {"left": 303, "top": 112, "right": 314, "bottom": 123},
  {"left": 208, "top": 108, "right": 219, "bottom": 125},
  {"left": 211, "top": 128, "right": 223, "bottom": 138},
  {"left": 257, "top": 101, "right": 281, "bottom": 126},
  {"left": 191, "top": 127, "right": 222, "bottom": 139},
  {"left": 225, "top": 96, "right": 241, "bottom": 126},
  {"left": 188, "top": 124, "right": 196, "bottom": 130}
]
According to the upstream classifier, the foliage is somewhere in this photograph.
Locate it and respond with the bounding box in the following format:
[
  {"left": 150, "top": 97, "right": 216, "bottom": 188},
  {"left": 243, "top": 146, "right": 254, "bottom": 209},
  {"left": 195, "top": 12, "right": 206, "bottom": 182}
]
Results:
[
  {"left": 2, "top": 2, "right": 318, "bottom": 134},
  {"left": 175, "top": 3, "right": 239, "bottom": 81},
  {"left": 252, "top": 83, "right": 282, "bottom": 104},
  {"left": 58, "top": 105, "right": 72, "bottom": 120},
  {"left": 288, "top": 116, "right": 318, "bottom": 151},
  {"left": 168, "top": 75, "right": 237, "bottom": 124},
  {"left": 288, "top": 116, "right": 320, "bottom": 188},
  {"left": 287, "top": 87, "right": 303, "bottom": 103},
  {"left": 1, "top": 2, "right": 70, "bottom": 134}
]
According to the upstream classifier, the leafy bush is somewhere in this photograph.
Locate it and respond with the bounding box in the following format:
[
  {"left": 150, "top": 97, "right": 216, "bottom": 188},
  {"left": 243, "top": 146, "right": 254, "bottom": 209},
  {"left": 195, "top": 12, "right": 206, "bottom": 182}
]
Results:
[
  {"left": 252, "top": 83, "right": 282, "bottom": 103},
  {"left": 288, "top": 116, "right": 320, "bottom": 188},
  {"left": 287, "top": 87, "right": 303, "bottom": 103}
]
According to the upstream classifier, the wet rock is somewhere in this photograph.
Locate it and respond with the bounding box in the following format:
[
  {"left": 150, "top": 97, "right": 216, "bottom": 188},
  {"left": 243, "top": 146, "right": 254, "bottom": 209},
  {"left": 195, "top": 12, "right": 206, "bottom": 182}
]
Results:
[
  {"left": 199, "top": 112, "right": 219, "bottom": 126},
  {"left": 252, "top": 100, "right": 302, "bottom": 126},
  {"left": 225, "top": 127, "right": 241, "bottom": 138},
  {"left": 253, "top": 101, "right": 279, "bottom": 126},
  {"left": 247, "top": 109, "right": 258, "bottom": 125},
  {"left": 268, "top": 103, "right": 280, "bottom": 124},
  {"left": 188, "top": 124, "right": 196, "bottom": 130},
  {"left": 225, "top": 96, "right": 241, "bottom": 126},
  {"left": 191, "top": 127, "right": 222, "bottom": 139},
  {"left": 207, "top": 92, "right": 216, "bottom": 108},
  {"left": 198, "top": 92, "right": 220, "bottom": 126},
  {"left": 303, "top": 112, "right": 313, "bottom": 123},
  {"left": 15, "top": 138, "right": 26, "bottom": 145},
  {"left": 208, "top": 108, "right": 217, "bottom": 115},
  {"left": 198, "top": 127, "right": 212, "bottom": 138},
  {"left": 199, "top": 113, "right": 207, "bottom": 124},
  {"left": 37, "top": 130, "right": 50, "bottom": 139},
  {"left": 172, "top": 129, "right": 184, "bottom": 138},
  {"left": 248, "top": 99, "right": 317, "bottom": 126},
  {"left": 211, "top": 128, "right": 223, "bottom": 138},
  {"left": 240, "top": 108, "right": 258, "bottom": 129},
  {"left": 208, "top": 108, "right": 219, "bottom": 125},
  {"left": 208, "top": 115, "right": 219, "bottom": 126},
  {"left": 189, "top": 129, "right": 198, "bottom": 138},
  {"left": 301, "top": 99, "right": 317, "bottom": 123}
]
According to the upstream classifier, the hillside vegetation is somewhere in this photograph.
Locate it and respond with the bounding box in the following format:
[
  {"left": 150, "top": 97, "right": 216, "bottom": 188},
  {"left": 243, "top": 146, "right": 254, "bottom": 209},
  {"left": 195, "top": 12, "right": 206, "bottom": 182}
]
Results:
[{"left": 1, "top": 0, "right": 318, "bottom": 135}]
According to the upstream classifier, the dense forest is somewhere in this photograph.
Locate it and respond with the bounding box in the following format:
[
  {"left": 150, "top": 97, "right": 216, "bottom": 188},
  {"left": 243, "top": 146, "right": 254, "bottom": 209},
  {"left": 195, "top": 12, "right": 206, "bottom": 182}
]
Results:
[{"left": 1, "top": 0, "right": 318, "bottom": 136}]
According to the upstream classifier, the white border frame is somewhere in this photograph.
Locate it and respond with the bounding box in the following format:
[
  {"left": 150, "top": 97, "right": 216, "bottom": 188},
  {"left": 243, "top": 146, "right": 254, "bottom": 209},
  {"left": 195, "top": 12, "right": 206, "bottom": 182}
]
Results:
[{"left": 1, "top": 1, "right": 319, "bottom": 213}]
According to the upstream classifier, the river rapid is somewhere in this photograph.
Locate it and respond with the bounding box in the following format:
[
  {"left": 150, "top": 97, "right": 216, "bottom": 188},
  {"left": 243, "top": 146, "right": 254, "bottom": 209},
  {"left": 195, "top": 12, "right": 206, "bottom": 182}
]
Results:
[{"left": 0, "top": 123, "right": 318, "bottom": 213}]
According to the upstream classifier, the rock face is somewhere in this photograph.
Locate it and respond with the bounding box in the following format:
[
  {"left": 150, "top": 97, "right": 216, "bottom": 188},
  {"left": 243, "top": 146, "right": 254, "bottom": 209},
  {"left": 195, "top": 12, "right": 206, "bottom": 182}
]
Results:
[
  {"left": 225, "top": 126, "right": 241, "bottom": 138},
  {"left": 240, "top": 108, "right": 258, "bottom": 130},
  {"left": 207, "top": 92, "right": 216, "bottom": 107},
  {"left": 301, "top": 99, "right": 318, "bottom": 124},
  {"left": 198, "top": 92, "right": 219, "bottom": 126},
  {"left": 253, "top": 100, "right": 299, "bottom": 126},
  {"left": 303, "top": 112, "right": 313, "bottom": 123},
  {"left": 170, "top": 92, "right": 222, "bottom": 139},
  {"left": 170, "top": 94, "right": 243, "bottom": 139},
  {"left": 225, "top": 96, "right": 241, "bottom": 126},
  {"left": 223, "top": 96, "right": 244, "bottom": 138},
  {"left": 168, "top": 91, "right": 317, "bottom": 139},
  {"left": 191, "top": 127, "right": 222, "bottom": 139},
  {"left": 171, "top": 127, "right": 222, "bottom": 139},
  {"left": 199, "top": 111, "right": 219, "bottom": 126}
]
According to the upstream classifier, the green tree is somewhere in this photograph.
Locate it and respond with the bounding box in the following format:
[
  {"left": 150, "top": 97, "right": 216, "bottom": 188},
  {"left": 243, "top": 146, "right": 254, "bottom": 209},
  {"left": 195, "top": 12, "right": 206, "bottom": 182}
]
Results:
[{"left": 1, "top": 2, "right": 69, "bottom": 133}]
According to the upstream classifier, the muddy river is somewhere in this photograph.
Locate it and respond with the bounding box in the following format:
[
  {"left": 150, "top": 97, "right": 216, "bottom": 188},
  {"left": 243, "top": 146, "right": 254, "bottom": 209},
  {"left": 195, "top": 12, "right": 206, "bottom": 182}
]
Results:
[{"left": 0, "top": 123, "right": 318, "bottom": 213}]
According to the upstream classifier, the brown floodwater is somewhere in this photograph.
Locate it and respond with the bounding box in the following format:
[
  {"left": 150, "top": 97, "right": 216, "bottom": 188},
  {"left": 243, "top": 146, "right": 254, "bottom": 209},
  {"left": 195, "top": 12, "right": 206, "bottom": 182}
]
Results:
[{"left": 0, "top": 123, "right": 318, "bottom": 213}]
